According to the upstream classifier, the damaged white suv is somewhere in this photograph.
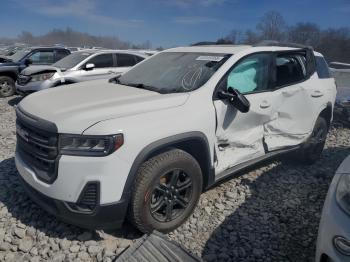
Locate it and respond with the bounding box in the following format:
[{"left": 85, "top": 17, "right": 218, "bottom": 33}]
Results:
[{"left": 15, "top": 43, "right": 336, "bottom": 233}]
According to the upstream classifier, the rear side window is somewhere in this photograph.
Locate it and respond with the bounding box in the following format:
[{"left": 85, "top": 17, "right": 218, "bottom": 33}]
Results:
[
  {"left": 316, "top": 56, "right": 331, "bottom": 79},
  {"left": 29, "top": 51, "right": 54, "bottom": 64},
  {"left": 135, "top": 56, "right": 145, "bottom": 63},
  {"left": 117, "top": 54, "right": 137, "bottom": 67},
  {"left": 87, "top": 54, "right": 114, "bottom": 68},
  {"left": 276, "top": 53, "right": 306, "bottom": 87},
  {"left": 55, "top": 50, "right": 70, "bottom": 62}
]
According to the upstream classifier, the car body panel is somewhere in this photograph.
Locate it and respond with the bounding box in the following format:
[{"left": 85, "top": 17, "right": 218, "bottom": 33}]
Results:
[
  {"left": 18, "top": 80, "right": 190, "bottom": 134},
  {"left": 316, "top": 155, "right": 350, "bottom": 262}
]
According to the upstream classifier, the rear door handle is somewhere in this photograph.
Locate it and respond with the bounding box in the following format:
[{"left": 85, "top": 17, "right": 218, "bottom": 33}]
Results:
[
  {"left": 311, "top": 90, "right": 324, "bottom": 98},
  {"left": 260, "top": 101, "right": 270, "bottom": 109}
]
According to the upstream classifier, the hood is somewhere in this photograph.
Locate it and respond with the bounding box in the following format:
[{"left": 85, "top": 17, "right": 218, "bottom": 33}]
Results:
[
  {"left": 21, "top": 65, "right": 58, "bottom": 76},
  {"left": 0, "top": 55, "right": 12, "bottom": 63},
  {"left": 18, "top": 79, "right": 189, "bottom": 133},
  {"left": 336, "top": 86, "right": 350, "bottom": 103}
]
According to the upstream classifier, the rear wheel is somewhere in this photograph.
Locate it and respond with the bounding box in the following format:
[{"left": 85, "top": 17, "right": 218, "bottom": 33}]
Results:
[
  {"left": 129, "top": 149, "right": 203, "bottom": 234},
  {"left": 0, "top": 76, "right": 15, "bottom": 97},
  {"left": 297, "top": 117, "right": 328, "bottom": 164}
]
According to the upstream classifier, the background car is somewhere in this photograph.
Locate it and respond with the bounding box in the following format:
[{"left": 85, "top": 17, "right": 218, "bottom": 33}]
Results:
[
  {"left": 0, "top": 46, "right": 70, "bottom": 97},
  {"left": 15, "top": 50, "right": 147, "bottom": 95},
  {"left": 316, "top": 155, "right": 350, "bottom": 262},
  {"left": 330, "top": 62, "right": 350, "bottom": 125}
]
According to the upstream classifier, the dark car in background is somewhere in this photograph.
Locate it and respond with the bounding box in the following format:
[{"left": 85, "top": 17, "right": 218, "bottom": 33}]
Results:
[
  {"left": 330, "top": 62, "right": 350, "bottom": 125},
  {"left": 0, "top": 46, "right": 70, "bottom": 97}
]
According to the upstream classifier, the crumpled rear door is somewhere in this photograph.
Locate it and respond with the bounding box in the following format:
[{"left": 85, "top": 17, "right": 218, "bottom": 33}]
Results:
[{"left": 263, "top": 51, "right": 330, "bottom": 151}]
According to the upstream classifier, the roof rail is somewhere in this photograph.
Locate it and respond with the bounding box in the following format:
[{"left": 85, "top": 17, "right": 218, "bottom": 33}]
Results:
[
  {"left": 191, "top": 41, "right": 219, "bottom": 46},
  {"left": 253, "top": 40, "right": 313, "bottom": 50}
]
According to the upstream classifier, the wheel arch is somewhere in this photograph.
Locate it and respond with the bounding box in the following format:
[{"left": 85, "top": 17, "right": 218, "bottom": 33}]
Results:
[
  {"left": 122, "top": 132, "right": 213, "bottom": 200},
  {"left": 0, "top": 71, "right": 17, "bottom": 81},
  {"left": 319, "top": 102, "right": 333, "bottom": 128}
]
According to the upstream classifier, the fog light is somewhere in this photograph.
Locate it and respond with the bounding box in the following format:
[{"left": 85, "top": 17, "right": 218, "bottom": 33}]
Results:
[{"left": 334, "top": 236, "right": 350, "bottom": 256}]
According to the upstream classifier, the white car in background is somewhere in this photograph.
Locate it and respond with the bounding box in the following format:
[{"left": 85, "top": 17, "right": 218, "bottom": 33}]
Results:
[
  {"left": 15, "top": 50, "right": 147, "bottom": 95},
  {"left": 316, "top": 155, "right": 350, "bottom": 261}
]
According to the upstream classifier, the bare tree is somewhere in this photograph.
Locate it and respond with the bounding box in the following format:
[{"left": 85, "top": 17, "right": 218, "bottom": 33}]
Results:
[
  {"left": 14, "top": 28, "right": 151, "bottom": 50},
  {"left": 18, "top": 31, "right": 35, "bottom": 45},
  {"left": 288, "top": 23, "right": 321, "bottom": 47},
  {"left": 256, "top": 11, "right": 287, "bottom": 41},
  {"left": 242, "top": 30, "right": 261, "bottom": 44},
  {"left": 224, "top": 30, "right": 243, "bottom": 44},
  {"left": 318, "top": 28, "right": 350, "bottom": 63}
]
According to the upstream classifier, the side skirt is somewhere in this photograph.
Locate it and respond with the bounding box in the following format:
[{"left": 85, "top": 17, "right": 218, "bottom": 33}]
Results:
[{"left": 212, "top": 146, "right": 300, "bottom": 185}]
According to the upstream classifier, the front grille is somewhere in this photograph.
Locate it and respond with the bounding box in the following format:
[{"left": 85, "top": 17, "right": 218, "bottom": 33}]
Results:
[
  {"left": 16, "top": 119, "right": 59, "bottom": 183},
  {"left": 17, "top": 75, "right": 31, "bottom": 86}
]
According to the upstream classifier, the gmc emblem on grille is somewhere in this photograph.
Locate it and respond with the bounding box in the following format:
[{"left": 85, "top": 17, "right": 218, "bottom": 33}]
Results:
[{"left": 16, "top": 124, "right": 29, "bottom": 142}]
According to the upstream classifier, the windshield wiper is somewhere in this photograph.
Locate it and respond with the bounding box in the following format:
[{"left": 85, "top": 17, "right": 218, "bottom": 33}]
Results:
[{"left": 109, "top": 77, "right": 163, "bottom": 93}]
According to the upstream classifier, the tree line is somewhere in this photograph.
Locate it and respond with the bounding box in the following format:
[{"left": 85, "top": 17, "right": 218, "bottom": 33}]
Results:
[
  {"left": 0, "top": 27, "right": 154, "bottom": 50},
  {"left": 216, "top": 11, "right": 350, "bottom": 63}
]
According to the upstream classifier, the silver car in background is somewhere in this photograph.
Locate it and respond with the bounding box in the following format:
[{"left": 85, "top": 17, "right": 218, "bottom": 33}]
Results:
[
  {"left": 316, "top": 155, "right": 350, "bottom": 261},
  {"left": 15, "top": 50, "right": 147, "bottom": 95}
]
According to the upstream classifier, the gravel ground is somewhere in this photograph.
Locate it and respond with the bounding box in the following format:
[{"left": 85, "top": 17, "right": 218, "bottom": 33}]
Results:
[{"left": 1, "top": 95, "right": 350, "bottom": 261}]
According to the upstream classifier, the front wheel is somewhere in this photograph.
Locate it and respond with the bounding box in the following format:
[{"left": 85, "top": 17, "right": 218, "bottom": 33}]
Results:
[
  {"left": 0, "top": 76, "right": 15, "bottom": 97},
  {"left": 297, "top": 117, "right": 328, "bottom": 164},
  {"left": 129, "top": 149, "right": 203, "bottom": 234}
]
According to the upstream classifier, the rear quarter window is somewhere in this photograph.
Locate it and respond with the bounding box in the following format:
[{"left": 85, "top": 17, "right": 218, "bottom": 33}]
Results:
[{"left": 316, "top": 56, "right": 331, "bottom": 79}]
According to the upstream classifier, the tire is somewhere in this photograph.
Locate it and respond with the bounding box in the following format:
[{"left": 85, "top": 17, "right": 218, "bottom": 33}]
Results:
[
  {"left": 296, "top": 117, "right": 328, "bottom": 165},
  {"left": 129, "top": 149, "right": 203, "bottom": 234},
  {"left": 0, "top": 76, "right": 15, "bottom": 97}
]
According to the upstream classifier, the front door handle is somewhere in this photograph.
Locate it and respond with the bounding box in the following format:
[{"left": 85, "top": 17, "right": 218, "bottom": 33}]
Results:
[
  {"left": 260, "top": 101, "right": 270, "bottom": 109},
  {"left": 107, "top": 71, "right": 115, "bottom": 74},
  {"left": 311, "top": 90, "right": 324, "bottom": 98}
]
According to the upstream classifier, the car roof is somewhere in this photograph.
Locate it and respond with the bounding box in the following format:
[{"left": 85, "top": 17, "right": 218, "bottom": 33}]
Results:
[
  {"left": 165, "top": 45, "right": 310, "bottom": 55},
  {"left": 29, "top": 46, "right": 69, "bottom": 50},
  {"left": 74, "top": 49, "right": 148, "bottom": 57}
]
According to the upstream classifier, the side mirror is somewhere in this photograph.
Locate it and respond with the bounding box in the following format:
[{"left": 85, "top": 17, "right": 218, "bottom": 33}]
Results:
[
  {"left": 85, "top": 63, "right": 95, "bottom": 70},
  {"left": 218, "top": 87, "right": 250, "bottom": 113},
  {"left": 24, "top": 58, "right": 32, "bottom": 66}
]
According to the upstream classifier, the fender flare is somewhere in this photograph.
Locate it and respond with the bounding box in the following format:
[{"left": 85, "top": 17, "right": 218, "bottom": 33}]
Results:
[{"left": 121, "top": 131, "right": 213, "bottom": 201}]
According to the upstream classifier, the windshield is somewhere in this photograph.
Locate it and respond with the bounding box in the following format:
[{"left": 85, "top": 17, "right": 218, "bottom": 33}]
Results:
[
  {"left": 53, "top": 51, "right": 92, "bottom": 70},
  {"left": 117, "top": 52, "right": 231, "bottom": 93},
  {"left": 8, "top": 49, "right": 30, "bottom": 62}
]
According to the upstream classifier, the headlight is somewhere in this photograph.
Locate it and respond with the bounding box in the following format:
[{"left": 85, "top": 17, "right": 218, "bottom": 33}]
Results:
[
  {"left": 30, "top": 72, "right": 55, "bottom": 82},
  {"left": 336, "top": 174, "right": 350, "bottom": 215},
  {"left": 59, "top": 134, "right": 124, "bottom": 156}
]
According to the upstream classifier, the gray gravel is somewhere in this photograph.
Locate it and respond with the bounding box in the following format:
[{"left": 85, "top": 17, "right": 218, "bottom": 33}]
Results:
[{"left": 1, "top": 95, "right": 350, "bottom": 261}]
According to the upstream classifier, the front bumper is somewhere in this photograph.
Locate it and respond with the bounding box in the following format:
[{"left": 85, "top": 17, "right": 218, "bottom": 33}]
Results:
[
  {"left": 316, "top": 157, "right": 350, "bottom": 261},
  {"left": 15, "top": 79, "right": 55, "bottom": 95},
  {"left": 15, "top": 149, "right": 131, "bottom": 229},
  {"left": 19, "top": 174, "right": 129, "bottom": 229}
]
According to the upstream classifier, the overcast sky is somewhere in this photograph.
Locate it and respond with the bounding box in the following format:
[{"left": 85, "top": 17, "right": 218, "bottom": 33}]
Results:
[{"left": 1, "top": 0, "right": 349, "bottom": 47}]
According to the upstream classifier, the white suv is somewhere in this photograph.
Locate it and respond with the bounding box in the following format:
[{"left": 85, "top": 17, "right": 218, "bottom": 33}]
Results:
[{"left": 15, "top": 43, "right": 336, "bottom": 233}]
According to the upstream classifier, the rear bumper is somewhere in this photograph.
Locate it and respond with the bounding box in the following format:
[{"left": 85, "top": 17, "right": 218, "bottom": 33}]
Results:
[{"left": 19, "top": 173, "right": 129, "bottom": 230}]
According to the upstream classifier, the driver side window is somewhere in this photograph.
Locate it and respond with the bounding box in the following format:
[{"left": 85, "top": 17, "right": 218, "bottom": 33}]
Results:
[{"left": 226, "top": 53, "right": 271, "bottom": 94}]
